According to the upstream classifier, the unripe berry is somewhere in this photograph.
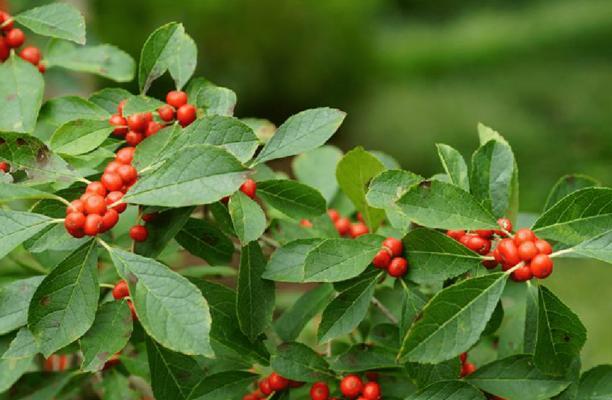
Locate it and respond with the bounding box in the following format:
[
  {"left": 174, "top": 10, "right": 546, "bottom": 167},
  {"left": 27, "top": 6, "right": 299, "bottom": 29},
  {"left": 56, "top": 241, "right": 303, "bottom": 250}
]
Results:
[
  {"left": 361, "top": 382, "right": 381, "bottom": 400},
  {"left": 84, "top": 194, "right": 107, "bottom": 215},
  {"left": 86, "top": 181, "right": 107, "bottom": 197},
  {"left": 350, "top": 222, "right": 369, "bottom": 238},
  {"left": 517, "top": 241, "right": 538, "bottom": 261},
  {"left": 106, "top": 191, "right": 127, "bottom": 213},
  {"left": 157, "top": 104, "right": 175, "bottom": 122},
  {"left": 340, "top": 375, "right": 364, "bottom": 399},
  {"left": 335, "top": 217, "right": 351, "bottom": 236},
  {"left": 511, "top": 265, "right": 533, "bottom": 282},
  {"left": 166, "top": 90, "right": 188, "bottom": 108},
  {"left": 372, "top": 249, "right": 391, "bottom": 269},
  {"left": 83, "top": 214, "right": 103, "bottom": 236},
  {"left": 5, "top": 28, "right": 25, "bottom": 48},
  {"left": 513, "top": 228, "right": 536, "bottom": 246},
  {"left": 127, "top": 113, "right": 148, "bottom": 133},
  {"left": 388, "top": 257, "right": 408, "bottom": 278},
  {"left": 129, "top": 225, "right": 148, "bottom": 242},
  {"left": 125, "top": 131, "right": 144, "bottom": 146},
  {"left": 497, "top": 217, "right": 513, "bottom": 233},
  {"left": 461, "top": 362, "right": 477, "bottom": 377},
  {"left": 109, "top": 114, "right": 128, "bottom": 136},
  {"left": 66, "top": 199, "right": 85, "bottom": 215},
  {"left": 101, "top": 209, "right": 119, "bottom": 232},
  {"left": 101, "top": 172, "right": 123, "bottom": 192},
  {"left": 258, "top": 379, "right": 273, "bottom": 396},
  {"left": 327, "top": 209, "right": 340, "bottom": 222},
  {"left": 240, "top": 179, "right": 257, "bottom": 199},
  {"left": 64, "top": 212, "right": 85, "bottom": 231},
  {"left": 497, "top": 238, "right": 521, "bottom": 269},
  {"left": 268, "top": 373, "right": 289, "bottom": 391},
  {"left": 530, "top": 254, "right": 553, "bottom": 279},
  {"left": 117, "top": 164, "right": 137, "bottom": 184},
  {"left": 112, "top": 280, "right": 129, "bottom": 300},
  {"left": 382, "top": 237, "right": 403, "bottom": 257},
  {"left": 19, "top": 46, "right": 41, "bottom": 65},
  {"left": 446, "top": 229, "right": 465, "bottom": 240},
  {"left": 116, "top": 147, "right": 135, "bottom": 164},
  {"left": 534, "top": 239, "right": 553, "bottom": 255},
  {"left": 310, "top": 382, "right": 329, "bottom": 400},
  {"left": 177, "top": 104, "right": 197, "bottom": 127}
]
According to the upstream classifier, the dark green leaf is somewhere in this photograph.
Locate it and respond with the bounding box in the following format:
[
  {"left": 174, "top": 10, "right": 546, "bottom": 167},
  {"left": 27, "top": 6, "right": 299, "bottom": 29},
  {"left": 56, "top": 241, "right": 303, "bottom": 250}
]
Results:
[
  {"left": 575, "top": 365, "right": 612, "bottom": 399},
  {"left": 407, "top": 358, "right": 462, "bottom": 388},
  {"left": 328, "top": 344, "right": 398, "bottom": 372},
  {"left": 400, "top": 283, "right": 427, "bottom": 339},
  {"left": 176, "top": 218, "right": 234, "bottom": 264},
  {"left": 89, "top": 88, "right": 132, "bottom": 113},
  {"left": 436, "top": 144, "right": 469, "bottom": 191},
  {"left": 292, "top": 145, "right": 343, "bottom": 203},
  {"left": 2, "top": 327, "right": 38, "bottom": 359},
  {"left": 366, "top": 169, "right": 422, "bottom": 209},
  {"left": 405, "top": 380, "right": 486, "bottom": 400},
  {"left": 189, "top": 370, "right": 256, "bottom": 400},
  {"left": 0, "top": 276, "right": 44, "bottom": 335},
  {"left": 229, "top": 191, "right": 267, "bottom": 244},
  {"left": 132, "top": 124, "right": 182, "bottom": 171},
  {"left": 134, "top": 207, "right": 194, "bottom": 258},
  {"left": 0, "top": 210, "right": 56, "bottom": 260},
  {"left": 544, "top": 174, "right": 600, "bottom": 211},
  {"left": 270, "top": 342, "right": 334, "bottom": 382},
  {"left": 50, "top": 119, "right": 114, "bottom": 156},
  {"left": 572, "top": 230, "right": 612, "bottom": 264},
  {"left": 15, "top": 4, "right": 85, "bottom": 44},
  {"left": 257, "top": 179, "right": 327, "bottom": 219},
  {"left": 36, "top": 96, "right": 110, "bottom": 140},
  {"left": 0, "top": 56, "right": 44, "bottom": 133},
  {"left": 0, "top": 334, "right": 33, "bottom": 393},
  {"left": 122, "top": 95, "right": 165, "bottom": 116},
  {"left": 0, "top": 183, "right": 58, "bottom": 203},
  {"left": 262, "top": 238, "right": 324, "bottom": 282}
]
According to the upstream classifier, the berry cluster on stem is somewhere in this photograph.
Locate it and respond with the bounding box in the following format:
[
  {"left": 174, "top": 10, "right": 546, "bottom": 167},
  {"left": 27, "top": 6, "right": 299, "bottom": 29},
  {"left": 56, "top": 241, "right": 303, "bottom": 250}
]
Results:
[
  {"left": 0, "top": 10, "right": 45, "bottom": 72},
  {"left": 372, "top": 237, "right": 408, "bottom": 278},
  {"left": 242, "top": 372, "right": 303, "bottom": 400}
]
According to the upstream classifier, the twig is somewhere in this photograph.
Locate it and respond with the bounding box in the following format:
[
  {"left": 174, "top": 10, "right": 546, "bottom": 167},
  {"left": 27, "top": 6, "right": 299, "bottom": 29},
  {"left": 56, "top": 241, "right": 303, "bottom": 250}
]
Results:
[
  {"left": 372, "top": 296, "right": 398, "bottom": 325},
  {"left": 550, "top": 248, "right": 574, "bottom": 258},
  {"left": 260, "top": 235, "right": 280, "bottom": 249}
]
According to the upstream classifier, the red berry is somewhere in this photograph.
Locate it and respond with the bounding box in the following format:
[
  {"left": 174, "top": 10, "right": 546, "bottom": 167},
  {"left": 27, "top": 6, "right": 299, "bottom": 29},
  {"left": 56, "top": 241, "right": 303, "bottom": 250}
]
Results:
[
  {"left": 492, "top": 247, "right": 503, "bottom": 264},
  {"left": 0, "top": 161, "right": 8, "bottom": 173},
  {"left": 129, "top": 225, "right": 148, "bottom": 242},
  {"left": 460, "top": 352, "right": 468, "bottom": 364},
  {"left": 84, "top": 194, "right": 107, "bottom": 215},
  {"left": 117, "top": 164, "right": 137, "bottom": 184},
  {"left": 365, "top": 372, "right": 379, "bottom": 381},
  {"left": 356, "top": 212, "right": 365, "bottom": 223},
  {"left": 86, "top": 181, "right": 107, "bottom": 197},
  {"left": 80, "top": 192, "right": 94, "bottom": 203},
  {"left": 66, "top": 199, "right": 84, "bottom": 215},
  {"left": 240, "top": 179, "right": 257, "bottom": 199},
  {"left": 388, "top": 257, "right": 408, "bottom": 278},
  {"left": 19, "top": 46, "right": 41, "bottom": 65},
  {"left": 447, "top": 229, "right": 465, "bottom": 240},
  {"left": 310, "top": 382, "right": 329, "bottom": 400},
  {"left": 350, "top": 223, "right": 369, "bottom": 238},
  {"left": 530, "top": 254, "right": 553, "bottom": 279},
  {"left": 372, "top": 249, "right": 391, "bottom": 269},
  {"left": 300, "top": 219, "right": 313, "bottom": 228},
  {"left": 166, "top": 90, "right": 188, "bottom": 108},
  {"left": 466, "top": 236, "right": 491, "bottom": 255},
  {"left": 105, "top": 161, "right": 122, "bottom": 174},
  {"left": 340, "top": 375, "right": 364, "bottom": 399},
  {"left": 5, "top": 28, "right": 25, "bottom": 48},
  {"left": 143, "top": 112, "right": 153, "bottom": 123},
  {"left": 64, "top": 212, "right": 85, "bottom": 231},
  {"left": 459, "top": 234, "right": 474, "bottom": 247},
  {"left": 475, "top": 229, "right": 494, "bottom": 238},
  {"left": 112, "top": 280, "right": 130, "bottom": 300},
  {"left": 101, "top": 172, "right": 124, "bottom": 192},
  {"left": 157, "top": 104, "right": 175, "bottom": 122},
  {"left": 125, "top": 131, "right": 144, "bottom": 146},
  {"left": 534, "top": 239, "right": 553, "bottom": 255},
  {"left": 513, "top": 228, "right": 536, "bottom": 246},
  {"left": 0, "top": 11, "right": 14, "bottom": 32},
  {"left": 497, "top": 238, "right": 521, "bottom": 269},
  {"left": 382, "top": 237, "right": 403, "bottom": 257},
  {"left": 127, "top": 113, "right": 148, "bottom": 133},
  {"left": 37, "top": 63, "right": 46, "bottom": 74},
  {"left": 101, "top": 209, "right": 119, "bottom": 232},
  {"left": 335, "top": 217, "right": 351, "bottom": 236},
  {"left": 117, "top": 99, "right": 127, "bottom": 116},
  {"left": 361, "top": 382, "right": 381, "bottom": 400},
  {"left": 258, "top": 379, "right": 273, "bottom": 396},
  {"left": 142, "top": 213, "right": 158, "bottom": 222},
  {"left": 109, "top": 114, "right": 128, "bottom": 136},
  {"left": 243, "top": 394, "right": 259, "bottom": 400},
  {"left": 0, "top": 38, "right": 9, "bottom": 62},
  {"left": 106, "top": 191, "right": 127, "bottom": 213},
  {"left": 327, "top": 209, "right": 340, "bottom": 222},
  {"left": 116, "top": 147, "right": 135, "bottom": 164},
  {"left": 461, "top": 362, "right": 477, "bottom": 377},
  {"left": 517, "top": 241, "right": 538, "bottom": 261},
  {"left": 481, "top": 253, "right": 498, "bottom": 269},
  {"left": 177, "top": 104, "right": 197, "bottom": 127},
  {"left": 289, "top": 380, "right": 305, "bottom": 388},
  {"left": 83, "top": 214, "right": 103, "bottom": 236},
  {"left": 511, "top": 265, "right": 533, "bottom": 282},
  {"left": 497, "top": 217, "right": 513, "bottom": 233},
  {"left": 145, "top": 121, "right": 162, "bottom": 137},
  {"left": 268, "top": 373, "right": 289, "bottom": 391}
]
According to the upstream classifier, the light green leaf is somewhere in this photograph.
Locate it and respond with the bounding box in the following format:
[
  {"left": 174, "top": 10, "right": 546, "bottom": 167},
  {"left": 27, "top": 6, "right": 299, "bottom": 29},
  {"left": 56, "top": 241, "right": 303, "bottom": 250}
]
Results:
[
  {"left": 176, "top": 218, "right": 234, "bottom": 265},
  {"left": 50, "top": 119, "right": 114, "bottom": 156},
  {"left": 242, "top": 118, "right": 276, "bottom": 144},
  {"left": 400, "top": 283, "right": 428, "bottom": 339},
  {"left": 229, "top": 191, "right": 266, "bottom": 244},
  {"left": 236, "top": 242, "right": 275, "bottom": 341},
  {"left": 0, "top": 183, "right": 58, "bottom": 204},
  {"left": 292, "top": 145, "right": 343, "bottom": 203},
  {"left": 122, "top": 95, "right": 165, "bottom": 116},
  {"left": 575, "top": 365, "right": 612, "bottom": 399},
  {"left": 0, "top": 334, "right": 34, "bottom": 393},
  {"left": 89, "top": 88, "right": 132, "bottom": 113},
  {"left": 28, "top": 240, "right": 99, "bottom": 357},
  {"left": 109, "top": 247, "right": 213, "bottom": 356},
  {"left": 396, "top": 180, "right": 498, "bottom": 230},
  {"left": 405, "top": 380, "right": 486, "bottom": 400},
  {"left": 0, "top": 56, "right": 44, "bottom": 133},
  {"left": 544, "top": 174, "right": 600, "bottom": 211},
  {"left": 436, "top": 144, "right": 469, "bottom": 191},
  {"left": 336, "top": 147, "right": 386, "bottom": 230},
  {"left": 124, "top": 144, "right": 247, "bottom": 207},
  {"left": 398, "top": 273, "right": 507, "bottom": 363},
  {"left": 572, "top": 230, "right": 612, "bottom": 264},
  {"left": 0, "top": 210, "right": 55, "bottom": 260},
  {"left": 132, "top": 124, "right": 181, "bottom": 171},
  {"left": 0, "top": 277, "right": 44, "bottom": 335},
  {"left": 253, "top": 108, "right": 346, "bottom": 165},
  {"left": 186, "top": 78, "right": 237, "bottom": 116},
  {"left": 37, "top": 96, "right": 110, "bottom": 136},
  {"left": 271, "top": 342, "right": 334, "bottom": 382},
  {"left": 466, "top": 355, "right": 571, "bottom": 400},
  {"left": 189, "top": 370, "right": 256, "bottom": 400},
  {"left": 15, "top": 4, "right": 85, "bottom": 44},
  {"left": 80, "top": 300, "right": 133, "bottom": 372},
  {"left": 366, "top": 169, "right": 422, "bottom": 209},
  {"left": 2, "top": 327, "right": 38, "bottom": 359},
  {"left": 257, "top": 179, "right": 327, "bottom": 219},
  {"left": 262, "top": 238, "right": 324, "bottom": 282}
]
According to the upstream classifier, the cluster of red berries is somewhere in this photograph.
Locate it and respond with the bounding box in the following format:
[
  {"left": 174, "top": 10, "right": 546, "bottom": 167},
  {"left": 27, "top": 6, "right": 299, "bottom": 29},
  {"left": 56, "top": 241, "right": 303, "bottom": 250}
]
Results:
[
  {"left": 372, "top": 237, "right": 408, "bottom": 278},
  {"left": 326, "top": 209, "right": 369, "bottom": 238},
  {"left": 0, "top": 11, "right": 45, "bottom": 72},
  {"left": 242, "top": 372, "right": 303, "bottom": 400},
  {"left": 447, "top": 218, "right": 554, "bottom": 282},
  {"left": 111, "top": 280, "right": 137, "bottom": 320},
  {"left": 311, "top": 374, "right": 381, "bottom": 400},
  {"left": 459, "top": 352, "right": 476, "bottom": 377}
]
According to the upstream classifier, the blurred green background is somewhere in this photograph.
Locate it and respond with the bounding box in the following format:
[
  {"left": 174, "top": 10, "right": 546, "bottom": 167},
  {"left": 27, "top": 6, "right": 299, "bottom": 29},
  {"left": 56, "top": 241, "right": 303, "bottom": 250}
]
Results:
[{"left": 10, "top": 0, "right": 612, "bottom": 369}]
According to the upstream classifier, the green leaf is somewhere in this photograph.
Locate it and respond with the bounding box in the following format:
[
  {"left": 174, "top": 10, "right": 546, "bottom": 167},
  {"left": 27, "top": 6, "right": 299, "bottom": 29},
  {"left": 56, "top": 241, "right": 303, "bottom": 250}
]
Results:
[
  {"left": 103, "top": 370, "right": 139, "bottom": 400},
  {"left": 292, "top": 145, "right": 343, "bottom": 203},
  {"left": 89, "top": 88, "right": 132, "bottom": 113},
  {"left": 15, "top": 4, "right": 85, "bottom": 44},
  {"left": 575, "top": 365, "right": 612, "bottom": 399},
  {"left": 405, "top": 380, "right": 486, "bottom": 400},
  {"left": 466, "top": 355, "right": 571, "bottom": 400},
  {"left": 2, "top": 327, "right": 38, "bottom": 359},
  {"left": 400, "top": 283, "right": 427, "bottom": 339},
  {"left": 186, "top": 78, "right": 237, "bottom": 116},
  {"left": 176, "top": 218, "right": 234, "bottom": 265},
  {"left": 121, "top": 95, "right": 165, "bottom": 116},
  {"left": 253, "top": 108, "right": 346, "bottom": 165},
  {"left": 0, "top": 184, "right": 58, "bottom": 204},
  {"left": 80, "top": 300, "right": 133, "bottom": 372},
  {"left": 328, "top": 344, "right": 397, "bottom": 372},
  {"left": 274, "top": 284, "right": 334, "bottom": 342},
  {"left": 336, "top": 147, "right": 386, "bottom": 230},
  {"left": 0, "top": 334, "right": 33, "bottom": 393},
  {"left": 317, "top": 273, "right": 378, "bottom": 342},
  {"left": 50, "top": 119, "right": 114, "bottom": 156},
  {"left": 229, "top": 191, "right": 267, "bottom": 244},
  {"left": 0, "top": 56, "right": 44, "bottom": 133},
  {"left": 398, "top": 273, "right": 507, "bottom": 363},
  {"left": 405, "top": 228, "right": 482, "bottom": 284},
  {"left": 189, "top": 370, "right": 256, "bottom": 400},
  {"left": 0, "top": 210, "right": 55, "bottom": 259},
  {"left": 262, "top": 238, "right": 324, "bottom": 282},
  {"left": 0, "top": 276, "right": 44, "bottom": 335},
  {"left": 24, "top": 223, "right": 88, "bottom": 254},
  {"left": 544, "top": 174, "right": 601, "bottom": 211},
  {"left": 132, "top": 124, "right": 182, "bottom": 171},
  {"left": 28, "top": 240, "right": 99, "bottom": 357},
  {"left": 236, "top": 242, "right": 275, "bottom": 341},
  {"left": 125, "top": 144, "right": 247, "bottom": 207},
  {"left": 257, "top": 179, "right": 327, "bottom": 219},
  {"left": 407, "top": 358, "right": 462, "bottom": 388},
  {"left": 572, "top": 230, "right": 612, "bottom": 264},
  {"left": 534, "top": 286, "right": 586, "bottom": 376},
  {"left": 366, "top": 169, "right": 422, "bottom": 209},
  {"left": 303, "top": 235, "right": 383, "bottom": 282},
  {"left": 271, "top": 342, "right": 334, "bottom": 382},
  {"left": 396, "top": 180, "right": 498, "bottom": 230},
  {"left": 109, "top": 247, "right": 213, "bottom": 356},
  {"left": 37, "top": 96, "right": 110, "bottom": 136},
  {"left": 139, "top": 22, "right": 197, "bottom": 93},
  {"left": 45, "top": 41, "right": 136, "bottom": 82},
  {"left": 134, "top": 207, "right": 194, "bottom": 258},
  {"left": 436, "top": 144, "right": 469, "bottom": 191}
]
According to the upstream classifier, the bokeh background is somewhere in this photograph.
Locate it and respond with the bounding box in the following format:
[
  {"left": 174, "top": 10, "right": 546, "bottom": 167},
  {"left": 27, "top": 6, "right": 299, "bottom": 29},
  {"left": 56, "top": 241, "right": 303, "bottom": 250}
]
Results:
[{"left": 10, "top": 0, "right": 612, "bottom": 369}]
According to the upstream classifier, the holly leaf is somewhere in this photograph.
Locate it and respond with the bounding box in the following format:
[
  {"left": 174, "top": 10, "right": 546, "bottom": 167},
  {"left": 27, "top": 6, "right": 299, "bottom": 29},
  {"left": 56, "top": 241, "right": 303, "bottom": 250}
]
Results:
[
  {"left": 186, "top": 78, "right": 237, "bottom": 116},
  {"left": 575, "top": 365, "right": 612, "bottom": 399},
  {"left": 317, "top": 272, "right": 378, "bottom": 342},
  {"left": 292, "top": 145, "right": 343, "bottom": 204},
  {"left": 0, "top": 210, "right": 55, "bottom": 259},
  {"left": 396, "top": 180, "right": 498, "bottom": 230},
  {"left": 134, "top": 207, "right": 194, "bottom": 258},
  {"left": 328, "top": 344, "right": 398, "bottom": 372},
  {"left": 544, "top": 174, "right": 600, "bottom": 211},
  {"left": 336, "top": 147, "right": 386, "bottom": 230},
  {"left": 271, "top": 342, "right": 334, "bottom": 382},
  {"left": 189, "top": 370, "right": 257, "bottom": 400},
  {"left": 229, "top": 191, "right": 267, "bottom": 244},
  {"left": 436, "top": 144, "right": 469, "bottom": 191},
  {"left": 0, "top": 276, "right": 44, "bottom": 335},
  {"left": 15, "top": 4, "right": 85, "bottom": 44},
  {"left": 80, "top": 300, "right": 133, "bottom": 372},
  {"left": 398, "top": 273, "right": 507, "bottom": 363},
  {"left": 124, "top": 144, "right": 247, "bottom": 207},
  {"left": 176, "top": 218, "right": 234, "bottom": 265},
  {"left": 262, "top": 238, "right": 324, "bottom": 282},
  {"left": 405, "top": 228, "right": 482, "bottom": 284},
  {"left": 109, "top": 247, "right": 213, "bottom": 356},
  {"left": 534, "top": 286, "right": 586, "bottom": 376},
  {"left": 50, "top": 119, "right": 114, "bottom": 156},
  {"left": 466, "top": 355, "right": 572, "bottom": 400},
  {"left": 405, "top": 380, "right": 486, "bottom": 400},
  {"left": 0, "top": 56, "right": 44, "bottom": 133},
  {"left": 257, "top": 179, "right": 327, "bottom": 219},
  {"left": 532, "top": 188, "right": 612, "bottom": 245},
  {"left": 236, "top": 242, "right": 275, "bottom": 342},
  {"left": 253, "top": 108, "right": 346, "bottom": 165},
  {"left": 28, "top": 240, "right": 99, "bottom": 357}
]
